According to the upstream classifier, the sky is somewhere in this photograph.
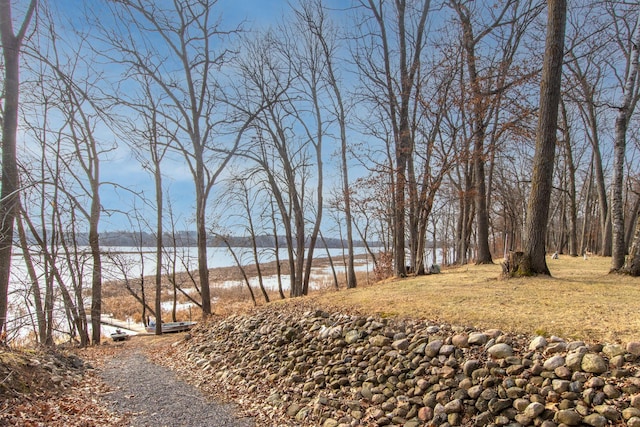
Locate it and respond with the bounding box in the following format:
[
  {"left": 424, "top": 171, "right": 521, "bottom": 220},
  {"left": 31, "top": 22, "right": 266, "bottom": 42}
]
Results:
[{"left": 81, "top": 0, "right": 358, "bottom": 233}]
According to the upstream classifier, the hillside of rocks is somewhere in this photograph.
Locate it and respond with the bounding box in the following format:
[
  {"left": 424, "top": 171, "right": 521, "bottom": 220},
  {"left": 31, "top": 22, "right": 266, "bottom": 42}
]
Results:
[{"left": 171, "top": 304, "right": 640, "bottom": 427}]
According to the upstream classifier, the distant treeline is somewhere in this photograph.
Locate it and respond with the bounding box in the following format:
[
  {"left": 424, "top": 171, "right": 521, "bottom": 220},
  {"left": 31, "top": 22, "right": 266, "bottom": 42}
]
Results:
[{"left": 40, "top": 231, "right": 372, "bottom": 249}]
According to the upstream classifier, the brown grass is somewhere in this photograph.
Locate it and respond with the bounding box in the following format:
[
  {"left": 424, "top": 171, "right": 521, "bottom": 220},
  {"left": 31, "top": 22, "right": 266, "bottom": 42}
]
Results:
[
  {"left": 304, "top": 255, "right": 640, "bottom": 345},
  {"left": 103, "top": 254, "right": 640, "bottom": 345}
]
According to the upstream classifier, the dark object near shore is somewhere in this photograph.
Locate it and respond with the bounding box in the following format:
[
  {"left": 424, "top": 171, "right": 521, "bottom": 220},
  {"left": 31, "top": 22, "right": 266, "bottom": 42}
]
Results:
[
  {"left": 146, "top": 321, "right": 197, "bottom": 334},
  {"left": 111, "top": 329, "right": 128, "bottom": 341}
]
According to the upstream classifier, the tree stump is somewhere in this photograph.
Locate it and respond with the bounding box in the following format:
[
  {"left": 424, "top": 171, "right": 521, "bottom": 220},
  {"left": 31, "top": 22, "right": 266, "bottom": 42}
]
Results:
[{"left": 502, "top": 251, "right": 534, "bottom": 277}]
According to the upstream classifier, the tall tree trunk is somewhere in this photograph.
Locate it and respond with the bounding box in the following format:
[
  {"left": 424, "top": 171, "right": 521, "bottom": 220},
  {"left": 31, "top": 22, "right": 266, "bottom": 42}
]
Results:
[
  {"left": 154, "top": 156, "right": 164, "bottom": 334},
  {"left": 611, "top": 13, "right": 640, "bottom": 272},
  {"left": 364, "top": 0, "right": 430, "bottom": 277},
  {"left": 520, "top": 0, "right": 567, "bottom": 276},
  {"left": 450, "top": 0, "right": 498, "bottom": 265},
  {"left": 195, "top": 157, "right": 211, "bottom": 315},
  {"left": 89, "top": 179, "right": 102, "bottom": 344},
  {"left": 302, "top": 1, "right": 357, "bottom": 288},
  {"left": 0, "top": 0, "right": 36, "bottom": 336},
  {"left": 560, "top": 99, "right": 578, "bottom": 256}
]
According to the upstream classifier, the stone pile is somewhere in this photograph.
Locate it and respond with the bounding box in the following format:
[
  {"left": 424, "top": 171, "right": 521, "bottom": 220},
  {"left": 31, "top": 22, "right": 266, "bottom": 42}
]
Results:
[
  {"left": 182, "top": 306, "right": 640, "bottom": 426},
  {"left": 0, "top": 348, "right": 87, "bottom": 397}
]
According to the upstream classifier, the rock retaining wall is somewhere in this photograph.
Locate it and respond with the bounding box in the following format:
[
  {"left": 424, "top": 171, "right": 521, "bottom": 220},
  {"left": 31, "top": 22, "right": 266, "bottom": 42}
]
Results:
[{"left": 182, "top": 307, "right": 640, "bottom": 426}]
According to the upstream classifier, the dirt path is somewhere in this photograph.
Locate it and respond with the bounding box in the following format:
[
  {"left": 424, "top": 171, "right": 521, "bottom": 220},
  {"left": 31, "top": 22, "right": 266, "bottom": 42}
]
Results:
[{"left": 98, "top": 336, "right": 253, "bottom": 427}]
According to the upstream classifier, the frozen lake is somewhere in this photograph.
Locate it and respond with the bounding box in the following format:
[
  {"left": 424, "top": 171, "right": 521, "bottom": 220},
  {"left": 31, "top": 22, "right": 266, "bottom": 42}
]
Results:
[{"left": 5, "top": 245, "right": 376, "bottom": 341}]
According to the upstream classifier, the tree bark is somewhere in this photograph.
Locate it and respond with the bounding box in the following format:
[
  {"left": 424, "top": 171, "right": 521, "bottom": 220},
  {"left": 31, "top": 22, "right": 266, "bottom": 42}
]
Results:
[
  {"left": 0, "top": 0, "right": 36, "bottom": 336},
  {"left": 363, "top": 0, "right": 431, "bottom": 277},
  {"left": 521, "top": 0, "right": 566, "bottom": 276},
  {"left": 560, "top": 99, "right": 578, "bottom": 256},
  {"left": 610, "top": 13, "right": 640, "bottom": 272},
  {"left": 625, "top": 215, "right": 640, "bottom": 276}
]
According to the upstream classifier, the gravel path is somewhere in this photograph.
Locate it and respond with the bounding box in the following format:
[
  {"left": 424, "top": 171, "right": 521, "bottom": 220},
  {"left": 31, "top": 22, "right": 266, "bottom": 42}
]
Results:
[{"left": 100, "top": 349, "right": 254, "bottom": 427}]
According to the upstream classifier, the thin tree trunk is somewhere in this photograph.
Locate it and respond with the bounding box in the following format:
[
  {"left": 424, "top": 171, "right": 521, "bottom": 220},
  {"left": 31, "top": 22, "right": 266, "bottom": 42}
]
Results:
[
  {"left": 154, "top": 160, "right": 164, "bottom": 334},
  {"left": 16, "top": 212, "right": 46, "bottom": 343},
  {"left": 560, "top": 99, "right": 578, "bottom": 256},
  {"left": 626, "top": 196, "right": 640, "bottom": 250},
  {"left": 611, "top": 13, "right": 640, "bottom": 272},
  {"left": 450, "top": 0, "right": 497, "bottom": 265},
  {"left": 0, "top": 0, "right": 36, "bottom": 336},
  {"left": 270, "top": 202, "right": 286, "bottom": 300},
  {"left": 89, "top": 179, "right": 102, "bottom": 344},
  {"left": 625, "top": 215, "right": 640, "bottom": 276},
  {"left": 221, "top": 238, "right": 257, "bottom": 306}
]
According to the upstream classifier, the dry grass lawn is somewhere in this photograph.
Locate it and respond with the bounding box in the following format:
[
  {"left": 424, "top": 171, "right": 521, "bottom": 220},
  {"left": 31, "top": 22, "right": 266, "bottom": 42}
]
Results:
[{"left": 306, "top": 255, "right": 640, "bottom": 345}]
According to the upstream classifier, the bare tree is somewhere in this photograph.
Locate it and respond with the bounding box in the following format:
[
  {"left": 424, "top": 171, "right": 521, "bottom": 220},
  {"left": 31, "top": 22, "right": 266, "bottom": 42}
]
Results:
[
  {"left": 565, "top": 50, "right": 611, "bottom": 256},
  {"left": 219, "top": 175, "right": 270, "bottom": 303},
  {"left": 114, "top": 74, "right": 172, "bottom": 333},
  {"left": 354, "top": 0, "right": 431, "bottom": 277},
  {"left": 295, "top": 0, "right": 358, "bottom": 288},
  {"left": 609, "top": 8, "right": 640, "bottom": 272},
  {"left": 0, "top": 0, "right": 37, "bottom": 336},
  {"left": 559, "top": 98, "right": 579, "bottom": 256},
  {"left": 519, "top": 0, "right": 567, "bottom": 276},
  {"left": 449, "top": 0, "right": 542, "bottom": 265},
  {"left": 99, "top": 0, "right": 243, "bottom": 316}
]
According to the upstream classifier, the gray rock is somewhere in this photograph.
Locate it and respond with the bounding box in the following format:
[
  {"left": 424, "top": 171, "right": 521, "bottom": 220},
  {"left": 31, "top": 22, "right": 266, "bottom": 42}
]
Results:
[
  {"left": 468, "top": 384, "right": 483, "bottom": 399},
  {"left": 565, "top": 352, "right": 584, "bottom": 371},
  {"left": 603, "top": 384, "right": 621, "bottom": 398},
  {"left": 425, "top": 339, "right": 443, "bottom": 357},
  {"left": 463, "top": 359, "right": 481, "bottom": 377},
  {"left": 631, "top": 394, "right": 640, "bottom": 409},
  {"left": 602, "top": 344, "right": 625, "bottom": 358},
  {"left": 344, "top": 330, "right": 361, "bottom": 344},
  {"left": 567, "top": 341, "right": 586, "bottom": 350},
  {"left": 582, "top": 413, "right": 607, "bottom": 427},
  {"left": 529, "top": 336, "right": 547, "bottom": 351},
  {"left": 546, "top": 341, "right": 568, "bottom": 354},
  {"left": 488, "top": 343, "right": 514, "bottom": 359},
  {"left": 369, "top": 335, "right": 390, "bottom": 347},
  {"left": 585, "top": 376, "right": 605, "bottom": 388},
  {"left": 523, "top": 402, "right": 544, "bottom": 419},
  {"left": 594, "top": 404, "right": 619, "bottom": 421},
  {"left": 629, "top": 417, "right": 640, "bottom": 427},
  {"left": 439, "top": 344, "right": 455, "bottom": 356},
  {"left": 444, "top": 399, "right": 463, "bottom": 414},
  {"left": 543, "top": 355, "right": 565, "bottom": 371},
  {"left": 581, "top": 354, "right": 608, "bottom": 374},
  {"left": 552, "top": 379, "right": 571, "bottom": 393},
  {"left": 475, "top": 411, "right": 493, "bottom": 426},
  {"left": 323, "top": 418, "right": 339, "bottom": 427},
  {"left": 452, "top": 334, "right": 469, "bottom": 348},
  {"left": 554, "top": 409, "right": 582, "bottom": 425},
  {"left": 488, "top": 398, "right": 512, "bottom": 414},
  {"left": 627, "top": 342, "right": 640, "bottom": 355},
  {"left": 392, "top": 338, "right": 409, "bottom": 351},
  {"left": 469, "top": 332, "right": 488, "bottom": 346},
  {"left": 624, "top": 407, "right": 640, "bottom": 420}
]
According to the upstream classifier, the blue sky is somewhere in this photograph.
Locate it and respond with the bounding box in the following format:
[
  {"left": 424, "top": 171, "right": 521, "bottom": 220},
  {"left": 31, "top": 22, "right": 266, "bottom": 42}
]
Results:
[
  {"left": 92, "top": 0, "right": 356, "bottom": 232},
  {"left": 219, "top": 0, "right": 289, "bottom": 28}
]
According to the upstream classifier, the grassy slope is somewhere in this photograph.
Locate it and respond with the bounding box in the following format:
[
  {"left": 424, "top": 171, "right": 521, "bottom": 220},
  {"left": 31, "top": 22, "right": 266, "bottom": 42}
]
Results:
[{"left": 304, "top": 255, "right": 640, "bottom": 344}]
